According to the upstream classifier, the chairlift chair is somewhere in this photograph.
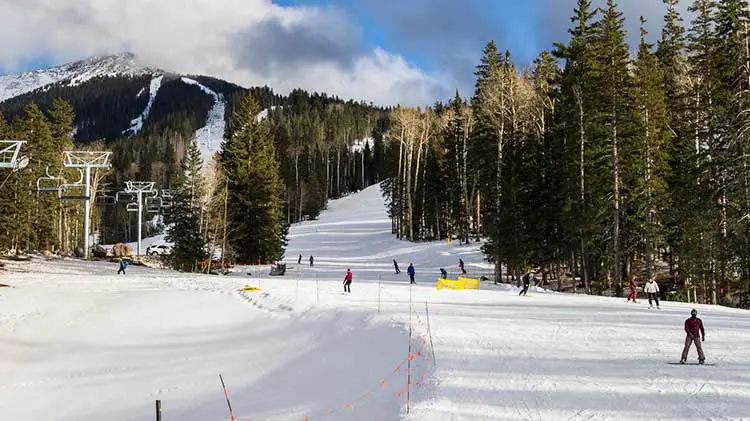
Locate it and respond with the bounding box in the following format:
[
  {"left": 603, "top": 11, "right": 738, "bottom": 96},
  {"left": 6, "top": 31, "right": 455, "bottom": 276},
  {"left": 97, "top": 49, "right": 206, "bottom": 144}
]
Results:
[
  {"left": 59, "top": 183, "right": 89, "bottom": 201},
  {"left": 126, "top": 202, "right": 139, "bottom": 212},
  {"left": 36, "top": 166, "right": 66, "bottom": 198},
  {"left": 115, "top": 191, "right": 137, "bottom": 203},
  {"left": 95, "top": 190, "right": 116, "bottom": 206}
]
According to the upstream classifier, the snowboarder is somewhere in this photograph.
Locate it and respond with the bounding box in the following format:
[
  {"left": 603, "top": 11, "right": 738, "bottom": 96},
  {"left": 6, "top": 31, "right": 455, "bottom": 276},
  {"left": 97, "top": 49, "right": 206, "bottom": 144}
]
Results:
[
  {"left": 519, "top": 272, "right": 532, "bottom": 296},
  {"left": 644, "top": 277, "right": 660, "bottom": 309},
  {"left": 459, "top": 258, "right": 467, "bottom": 275},
  {"left": 298, "top": 254, "right": 302, "bottom": 265},
  {"left": 408, "top": 263, "right": 416, "bottom": 284},
  {"left": 117, "top": 258, "right": 128, "bottom": 275},
  {"left": 681, "top": 309, "right": 706, "bottom": 364},
  {"left": 343, "top": 269, "right": 353, "bottom": 293},
  {"left": 309, "top": 255, "right": 314, "bottom": 267},
  {"left": 440, "top": 268, "right": 448, "bottom": 279},
  {"left": 393, "top": 259, "right": 401, "bottom": 274},
  {"left": 627, "top": 277, "right": 638, "bottom": 303}
]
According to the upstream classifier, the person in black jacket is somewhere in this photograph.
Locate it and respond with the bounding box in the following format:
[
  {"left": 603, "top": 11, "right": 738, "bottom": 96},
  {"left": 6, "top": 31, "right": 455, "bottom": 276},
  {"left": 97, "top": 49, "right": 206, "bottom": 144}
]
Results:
[
  {"left": 309, "top": 255, "right": 314, "bottom": 267},
  {"left": 519, "top": 272, "right": 532, "bottom": 296},
  {"left": 393, "top": 259, "right": 401, "bottom": 274},
  {"left": 298, "top": 254, "right": 302, "bottom": 265}
]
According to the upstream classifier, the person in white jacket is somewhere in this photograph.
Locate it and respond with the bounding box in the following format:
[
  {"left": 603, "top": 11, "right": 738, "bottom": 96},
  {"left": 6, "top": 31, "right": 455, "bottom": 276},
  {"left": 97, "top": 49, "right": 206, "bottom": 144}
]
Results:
[{"left": 644, "top": 278, "right": 660, "bottom": 309}]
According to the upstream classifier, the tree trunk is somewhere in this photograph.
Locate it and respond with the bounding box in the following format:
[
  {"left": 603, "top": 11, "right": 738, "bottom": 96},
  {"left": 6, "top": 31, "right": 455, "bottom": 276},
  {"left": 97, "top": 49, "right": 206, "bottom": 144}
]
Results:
[{"left": 574, "top": 86, "right": 590, "bottom": 294}]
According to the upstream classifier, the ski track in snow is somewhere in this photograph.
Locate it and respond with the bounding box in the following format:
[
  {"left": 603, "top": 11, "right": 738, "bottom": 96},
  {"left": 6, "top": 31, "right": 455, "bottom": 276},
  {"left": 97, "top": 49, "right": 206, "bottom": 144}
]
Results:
[
  {"left": 123, "top": 75, "right": 163, "bottom": 135},
  {"left": 2, "top": 184, "right": 750, "bottom": 421},
  {"left": 181, "top": 77, "right": 225, "bottom": 166}
]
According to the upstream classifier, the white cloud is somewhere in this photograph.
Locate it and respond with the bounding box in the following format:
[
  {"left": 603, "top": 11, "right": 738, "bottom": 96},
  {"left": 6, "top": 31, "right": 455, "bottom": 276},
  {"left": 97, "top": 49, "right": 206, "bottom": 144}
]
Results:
[{"left": 0, "top": 0, "right": 447, "bottom": 106}]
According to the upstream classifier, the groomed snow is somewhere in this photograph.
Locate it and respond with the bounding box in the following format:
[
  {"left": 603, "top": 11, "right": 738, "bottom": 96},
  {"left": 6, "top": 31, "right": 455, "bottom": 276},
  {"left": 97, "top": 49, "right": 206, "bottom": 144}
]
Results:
[
  {"left": 2, "top": 184, "right": 750, "bottom": 421},
  {"left": 181, "top": 77, "right": 225, "bottom": 166},
  {"left": 123, "top": 75, "right": 163, "bottom": 136}
]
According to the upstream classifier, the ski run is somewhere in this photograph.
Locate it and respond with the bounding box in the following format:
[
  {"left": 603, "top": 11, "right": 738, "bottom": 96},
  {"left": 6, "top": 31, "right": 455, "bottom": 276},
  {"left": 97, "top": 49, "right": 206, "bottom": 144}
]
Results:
[
  {"left": 123, "top": 75, "right": 164, "bottom": 136},
  {"left": 2, "top": 184, "right": 750, "bottom": 421},
  {"left": 180, "top": 77, "right": 226, "bottom": 166}
]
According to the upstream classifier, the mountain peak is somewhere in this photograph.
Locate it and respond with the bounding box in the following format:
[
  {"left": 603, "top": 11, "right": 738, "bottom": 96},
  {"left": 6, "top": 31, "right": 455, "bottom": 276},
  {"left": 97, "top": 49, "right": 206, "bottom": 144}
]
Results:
[{"left": 0, "top": 52, "right": 166, "bottom": 103}]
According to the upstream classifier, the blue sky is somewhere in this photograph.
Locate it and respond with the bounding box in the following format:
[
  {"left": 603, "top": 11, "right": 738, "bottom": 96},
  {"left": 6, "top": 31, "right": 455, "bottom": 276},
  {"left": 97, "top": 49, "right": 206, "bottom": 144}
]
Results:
[{"left": 0, "top": 0, "right": 686, "bottom": 105}]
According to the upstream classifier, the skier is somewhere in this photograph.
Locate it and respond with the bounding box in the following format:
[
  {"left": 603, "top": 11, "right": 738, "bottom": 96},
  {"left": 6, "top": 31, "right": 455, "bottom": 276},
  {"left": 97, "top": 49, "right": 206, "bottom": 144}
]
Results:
[
  {"left": 440, "top": 268, "right": 448, "bottom": 279},
  {"left": 407, "top": 263, "right": 416, "bottom": 284},
  {"left": 519, "top": 271, "right": 532, "bottom": 296},
  {"left": 393, "top": 259, "right": 401, "bottom": 274},
  {"left": 681, "top": 309, "right": 706, "bottom": 364},
  {"left": 459, "top": 258, "right": 467, "bottom": 275},
  {"left": 644, "top": 277, "right": 660, "bottom": 309},
  {"left": 117, "top": 258, "right": 128, "bottom": 275},
  {"left": 343, "top": 268, "right": 353, "bottom": 293},
  {"left": 298, "top": 254, "right": 302, "bottom": 265},
  {"left": 309, "top": 255, "right": 314, "bottom": 267},
  {"left": 627, "top": 276, "right": 638, "bottom": 303}
]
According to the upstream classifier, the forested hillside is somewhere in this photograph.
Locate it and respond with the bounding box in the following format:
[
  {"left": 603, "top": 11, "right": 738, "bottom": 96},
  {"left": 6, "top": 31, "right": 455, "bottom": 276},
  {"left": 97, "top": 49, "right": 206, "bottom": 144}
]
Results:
[
  {"left": 383, "top": 0, "right": 750, "bottom": 308},
  {"left": 0, "top": 57, "right": 390, "bottom": 264}
]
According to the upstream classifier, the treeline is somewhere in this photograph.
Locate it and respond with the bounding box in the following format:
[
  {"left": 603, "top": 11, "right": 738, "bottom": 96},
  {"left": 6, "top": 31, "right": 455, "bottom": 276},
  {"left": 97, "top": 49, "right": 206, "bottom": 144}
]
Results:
[
  {"left": 384, "top": 0, "right": 750, "bottom": 307},
  {"left": 0, "top": 102, "right": 103, "bottom": 254},
  {"left": 1, "top": 81, "right": 388, "bottom": 265},
  {"left": 168, "top": 92, "right": 391, "bottom": 269}
]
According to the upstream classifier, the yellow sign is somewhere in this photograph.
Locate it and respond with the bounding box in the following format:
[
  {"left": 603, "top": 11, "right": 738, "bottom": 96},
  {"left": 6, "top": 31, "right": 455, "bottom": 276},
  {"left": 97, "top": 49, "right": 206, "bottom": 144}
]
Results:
[{"left": 240, "top": 285, "right": 262, "bottom": 292}]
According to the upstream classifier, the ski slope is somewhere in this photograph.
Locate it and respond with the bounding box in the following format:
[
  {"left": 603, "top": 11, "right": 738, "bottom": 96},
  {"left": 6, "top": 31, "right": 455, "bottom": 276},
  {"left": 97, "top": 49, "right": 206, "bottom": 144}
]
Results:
[
  {"left": 181, "top": 77, "right": 226, "bottom": 166},
  {"left": 123, "top": 75, "right": 163, "bottom": 135},
  {"left": 2, "top": 184, "right": 750, "bottom": 421}
]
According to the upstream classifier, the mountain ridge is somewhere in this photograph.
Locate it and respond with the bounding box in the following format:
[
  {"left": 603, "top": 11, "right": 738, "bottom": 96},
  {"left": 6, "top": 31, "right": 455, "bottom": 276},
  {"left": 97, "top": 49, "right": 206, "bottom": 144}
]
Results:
[{"left": 0, "top": 52, "right": 169, "bottom": 103}]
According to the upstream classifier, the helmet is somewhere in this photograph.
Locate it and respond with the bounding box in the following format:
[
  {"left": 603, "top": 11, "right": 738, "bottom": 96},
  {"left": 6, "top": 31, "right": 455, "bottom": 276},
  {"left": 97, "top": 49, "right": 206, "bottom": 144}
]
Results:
[{"left": 691, "top": 309, "right": 698, "bottom": 316}]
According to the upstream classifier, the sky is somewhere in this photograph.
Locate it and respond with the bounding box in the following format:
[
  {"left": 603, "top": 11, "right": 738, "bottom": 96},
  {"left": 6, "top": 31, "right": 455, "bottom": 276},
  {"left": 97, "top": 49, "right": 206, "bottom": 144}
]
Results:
[{"left": 0, "top": 0, "right": 689, "bottom": 106}]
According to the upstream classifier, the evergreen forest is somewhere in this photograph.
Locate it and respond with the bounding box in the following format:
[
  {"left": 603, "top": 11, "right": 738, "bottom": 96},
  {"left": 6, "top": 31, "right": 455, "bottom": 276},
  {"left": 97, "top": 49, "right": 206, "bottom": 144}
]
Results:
[{"left": 2, "top": 0, "right": 750, "bottom": 308}]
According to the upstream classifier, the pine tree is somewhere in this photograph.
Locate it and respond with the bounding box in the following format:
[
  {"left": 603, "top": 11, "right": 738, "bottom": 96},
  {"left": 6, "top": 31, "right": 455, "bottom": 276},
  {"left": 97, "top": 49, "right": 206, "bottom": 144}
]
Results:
[
  {"left": 166, "top": 140, "right": 206, "bottom": 272},
  {"left": 713, "top": 0, "right": 750, "bottom": 302},
  {"left": 633, "top": 18, "right": 673, "bottom": 283},
  {"left": 588, "top": 0, "right": 640, "bottom": 292},
  {"left": 553, "top": 0, "right": 599, "bottom": 292},
  {"left": 221, "top": 95, "right": 287, "bottom": 263},
  {"left": 13, "top": 104, "right": 59, "bottom": 251}
]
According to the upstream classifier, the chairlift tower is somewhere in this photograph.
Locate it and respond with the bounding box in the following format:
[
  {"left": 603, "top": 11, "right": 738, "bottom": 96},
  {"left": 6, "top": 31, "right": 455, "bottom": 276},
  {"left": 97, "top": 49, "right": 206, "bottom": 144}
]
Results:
[
  {"left": 0, "top": 141, "right": 29, "bottom": 190},
  {"left": 63, "top": 151, "right": 112, "bottom": 259},
  {"left": 124, "top": 181, "right": 155, "bottom": 256}
]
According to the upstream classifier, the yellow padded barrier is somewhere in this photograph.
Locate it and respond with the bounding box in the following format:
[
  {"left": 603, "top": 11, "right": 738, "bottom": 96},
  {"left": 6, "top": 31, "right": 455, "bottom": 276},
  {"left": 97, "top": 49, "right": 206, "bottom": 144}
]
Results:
[
  {"left": 436, "top": 278, "right": 481, "bottom": 290},
  {"left": 458, "top": 277, "right": 481, "bottom": 289}
]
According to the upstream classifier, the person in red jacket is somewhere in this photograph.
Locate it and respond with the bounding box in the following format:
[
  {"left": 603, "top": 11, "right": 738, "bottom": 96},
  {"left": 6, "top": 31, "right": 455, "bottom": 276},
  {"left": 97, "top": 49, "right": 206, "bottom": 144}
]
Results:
[
  {"left": 343, "top": 269, "right": 353, "bottom": 293},
  {"left": 627, "top": 277, "right": 638, "bottom": 303},
  {"left": 681, "top": 309, "right": 706, "bottom": 364}
]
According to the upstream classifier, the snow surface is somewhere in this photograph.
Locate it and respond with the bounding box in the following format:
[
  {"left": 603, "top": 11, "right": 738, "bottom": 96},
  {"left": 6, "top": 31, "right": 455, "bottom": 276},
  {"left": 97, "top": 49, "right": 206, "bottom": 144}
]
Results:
[
  {"left": 0, "top": 53, "right": 162, "bottom": 103},
  {"left": 123, "top": 75, "right": 164, "bottom": 136},
  {"left": 181, "top": 77, "right": 226, "bottom": 166},
  {"left": 255, "top": 106, "right": 280, "bottom": 122},
  {"left": 2, "top": 184, "right": 750, "bottom": 421},
  {"left": 350, "top": 137, "right": 374, "bottom": 153}
]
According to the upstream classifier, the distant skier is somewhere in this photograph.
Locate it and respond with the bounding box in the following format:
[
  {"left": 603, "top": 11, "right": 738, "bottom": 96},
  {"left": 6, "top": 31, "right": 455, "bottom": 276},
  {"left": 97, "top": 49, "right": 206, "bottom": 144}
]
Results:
[
  {"left": 298, "top": 254, "right": 302, "bottom": 265},
  {"left": 408, "top": 263, "right": 416, "bottom": 284},
  {"left": 681, "top": 309, "right": 706, "bottom": 364},
  {"left": 644, "top": 277, "right": 660, "bottom": 309},
  {"left": 519, "top": 272, "right": 532, "bottom": 296},
  {"left": 117, "top": 258, "right": 128, "bottom": 275},
  {"left": 440, "top": 268, "right": 448, "bottom": 279},
  {"left": 309, "top": 255, "right": 314, "bottom": 267},
  {"left": 393, "top": 259, "right": 401, "bottom": 274},
  {"left": 627, "top": 277, "right": 638, "bottom": 303},
  {"left": 459, "top": 258, "right": 467, "bottom": 275},
  {"left": 343, "top": 268, "right": 353, "bottom": 293}
]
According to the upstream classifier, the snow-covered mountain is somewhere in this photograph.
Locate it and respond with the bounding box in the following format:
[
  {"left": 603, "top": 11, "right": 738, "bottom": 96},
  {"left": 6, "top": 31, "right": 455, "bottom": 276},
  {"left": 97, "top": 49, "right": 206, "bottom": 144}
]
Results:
[
  {"left": 0, "top": 53, "right": 250, "bottom": 158},
  {"left": 0, "top": 52, "right": 164, "bottom": 103}
]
